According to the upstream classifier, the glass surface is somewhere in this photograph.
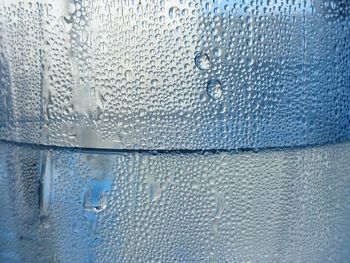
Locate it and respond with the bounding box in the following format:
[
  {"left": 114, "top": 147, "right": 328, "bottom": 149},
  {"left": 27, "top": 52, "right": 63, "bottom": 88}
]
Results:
[
  {"left": 0, "top": 0, "right": 349, "bottom": 150},
  {"left": 0, "top": 0, "right": 349, "bottom": 262},
  {"left": 1, "top": 141, "right": 350, "bottom": 262}
]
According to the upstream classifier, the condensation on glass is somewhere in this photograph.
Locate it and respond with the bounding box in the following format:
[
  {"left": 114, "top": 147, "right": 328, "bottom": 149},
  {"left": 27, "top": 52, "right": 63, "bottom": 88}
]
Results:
[
  {"left": 0, "top": 0, "right": 349, "bottom": 150},
  {"left": 1, "top": 142, "right": 350, "bottom": 262},
  {"left": 0, "top": 0, "right": 350, "bottom": 262}
]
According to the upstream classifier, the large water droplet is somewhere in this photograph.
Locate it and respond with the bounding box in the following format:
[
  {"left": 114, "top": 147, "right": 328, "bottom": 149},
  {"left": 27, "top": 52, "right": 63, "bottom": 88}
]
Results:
[
  {"left": 169, "top": 6, "right": 180, "bottom": 19},
  {"left": 194, "top": 52, "right": 211, "bottom": 70},
  {"left": 206, "top": 79, "right": 223, "bottom": 100}
]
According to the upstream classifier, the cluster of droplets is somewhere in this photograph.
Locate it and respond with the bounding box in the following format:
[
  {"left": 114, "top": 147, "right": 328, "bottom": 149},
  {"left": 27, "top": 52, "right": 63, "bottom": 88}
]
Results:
[
  {"left": 2, "top": 141, "right": 350, "bottom": 262},
  {"left": 194, "top": 52, "right": 223, "bottom": 100},
  {"left": 0, "top": 2, "right": 51, "bottom": 143},
  {"left": 0, "top": 0, "right": 349, "bottom": 150},
  {"left": 314, "top": 0, "right": 350, "bottom": 21}
]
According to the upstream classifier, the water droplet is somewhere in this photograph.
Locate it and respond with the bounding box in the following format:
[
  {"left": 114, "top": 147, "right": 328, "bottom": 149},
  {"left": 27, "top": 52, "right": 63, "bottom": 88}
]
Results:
[
  {"left": 213, "top": 47, "right": 223, "bottom": 57},
  {"left": 191, "top": 181, "right": 199, "bottom": 189},
  {"left": 169, "top": 6, "right": 180, "bottom": 19},
  {"left": 247, "top": 57, "right": 254, "bottom": 66},
  {"left": 150, "top": 79, "right": 159, "bottom": 86},
  {"left": 206, "top": 79, "right": 223, "bottom": 100},
  {"left": 194, "top": 52, "right": 211, "bottom": 70},
  {"left": 125, "top": 70, "right": 133, "bottom": 80},
  {"left": 181, "top": 8, "right": 189, "bottom": 17},
  {"left": 225, "top": 53, "right": 232, "bottom": 61}
]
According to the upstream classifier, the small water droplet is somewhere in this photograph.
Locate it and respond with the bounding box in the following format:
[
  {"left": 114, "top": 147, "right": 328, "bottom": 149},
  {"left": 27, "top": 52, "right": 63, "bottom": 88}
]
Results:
[
  {"left": 213, "top": 47, "right": 223, "bottom": 57},
  {"left": 191, "top": 181, "right": 199, "bottom": 189},
  {"left": 207, "top": 79, "right": 223, "bottom": 100},
  {"left": 181, "top": 8, "right": 189, "bottom": 17},
  {"left": 247, "top": 57, "right": 255, "bottom": 66},
  {"left": 150, "top": 79, "right": 159, "bottom": 86},
  {"left": 194, "top": 52, "right": 211, "bottom": 70}
]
